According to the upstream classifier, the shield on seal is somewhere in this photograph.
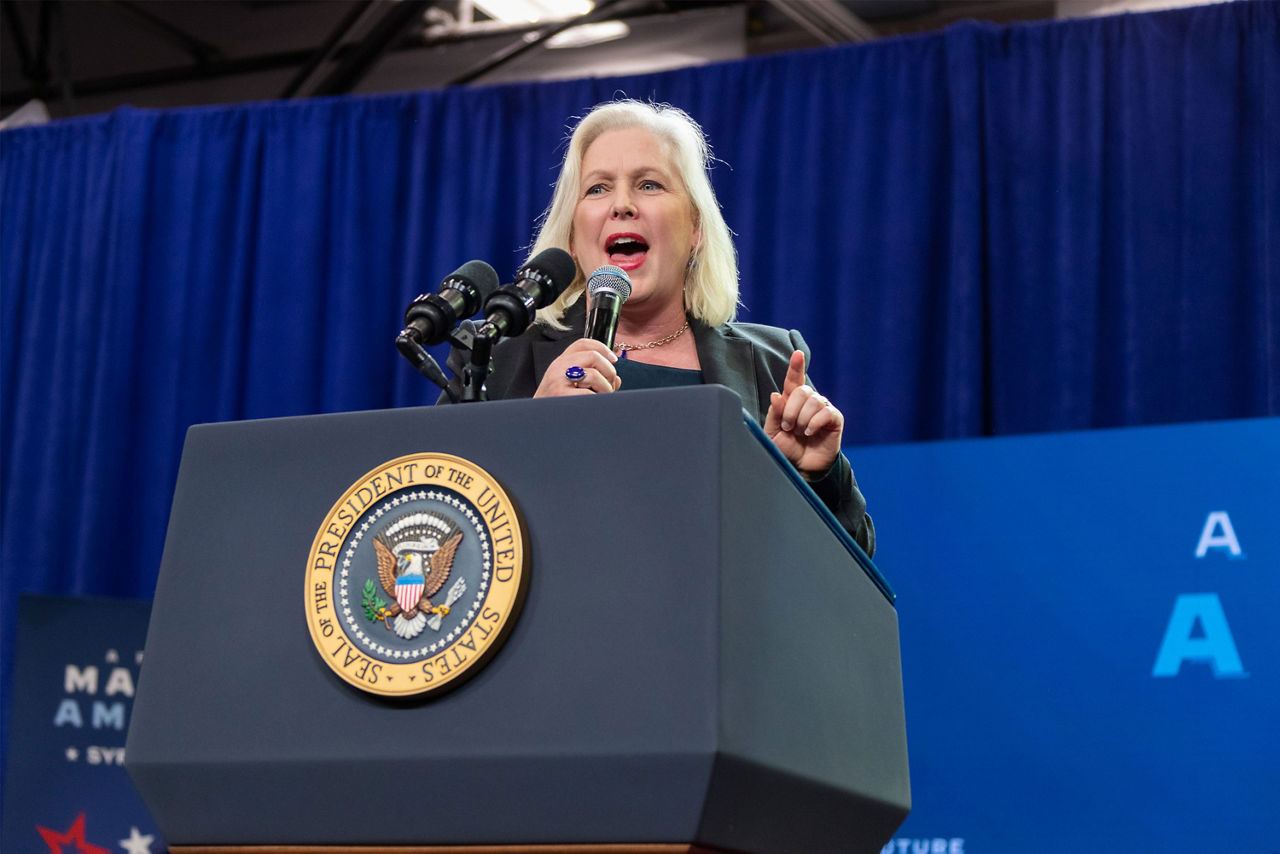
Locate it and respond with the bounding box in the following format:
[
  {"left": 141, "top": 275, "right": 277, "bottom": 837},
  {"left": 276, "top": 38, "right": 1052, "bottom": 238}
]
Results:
[{"left": 396, "top": 572, "right": 425, "bottom": 613}]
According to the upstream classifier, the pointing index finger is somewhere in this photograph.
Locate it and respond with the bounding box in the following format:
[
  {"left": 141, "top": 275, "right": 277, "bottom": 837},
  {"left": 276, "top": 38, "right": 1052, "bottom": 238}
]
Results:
[{"left": 783, "top": 350, "right": 807, "bottom": 395}]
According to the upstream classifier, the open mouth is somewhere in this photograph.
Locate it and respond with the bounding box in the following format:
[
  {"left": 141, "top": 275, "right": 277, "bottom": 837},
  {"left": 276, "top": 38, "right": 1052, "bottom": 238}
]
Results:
[{"left": 606, "top": 233, "right": 649, "bottom": 267}]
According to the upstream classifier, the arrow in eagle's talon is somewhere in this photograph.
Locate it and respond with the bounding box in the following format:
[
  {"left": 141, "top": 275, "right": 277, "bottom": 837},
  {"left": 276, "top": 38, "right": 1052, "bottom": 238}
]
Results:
[{"left": 427, "top": 578, "right": 468, "bottom": 631}]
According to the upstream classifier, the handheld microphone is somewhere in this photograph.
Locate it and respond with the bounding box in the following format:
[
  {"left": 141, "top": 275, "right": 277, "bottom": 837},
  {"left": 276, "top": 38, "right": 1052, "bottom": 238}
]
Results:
[
  {"left": 401, "top": 259, "right": 501, "bottom": 347},
  {"left": 584, "top": 265, "right": 631, "bottom": 350},
  {"left": 479, "top": 247, "right": 577, "bottom": 340}
]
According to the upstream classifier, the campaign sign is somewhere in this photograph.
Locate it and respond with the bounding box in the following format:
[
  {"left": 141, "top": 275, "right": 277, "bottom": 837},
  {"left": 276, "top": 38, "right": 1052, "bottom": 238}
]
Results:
[
  {"left": 2, "top": 595, "right": 165, "bottom": 853},
  {"left": 852, "top": 417, "right": 1279, "bottom": 853}
]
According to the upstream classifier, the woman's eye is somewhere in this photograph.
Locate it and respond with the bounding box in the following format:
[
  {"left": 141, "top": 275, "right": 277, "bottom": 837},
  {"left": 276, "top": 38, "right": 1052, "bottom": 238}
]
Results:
[
  {"left": 585, "top": 184, "right": 606, "bottom": 196},
  {"left": 640, "top": 180, "right": 662, "bottom": 191}
]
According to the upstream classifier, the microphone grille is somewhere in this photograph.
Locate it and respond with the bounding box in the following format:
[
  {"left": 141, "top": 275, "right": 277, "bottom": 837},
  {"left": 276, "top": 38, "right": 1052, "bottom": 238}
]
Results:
[
  {"left": 587, "top": 265, "right": 632, "bottom": 301},
  {"left": 452, "top": 259, "right": 500, "bottom": 301},
  {"left": 524, "top": 247, "right": 577, "bottom": 301}
]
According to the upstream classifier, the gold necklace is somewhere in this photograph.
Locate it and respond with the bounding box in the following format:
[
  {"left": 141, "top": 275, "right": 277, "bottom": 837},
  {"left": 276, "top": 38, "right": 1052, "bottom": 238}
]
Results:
[{"left": 614, "top": 321, "right": 690, "bottom": 357}]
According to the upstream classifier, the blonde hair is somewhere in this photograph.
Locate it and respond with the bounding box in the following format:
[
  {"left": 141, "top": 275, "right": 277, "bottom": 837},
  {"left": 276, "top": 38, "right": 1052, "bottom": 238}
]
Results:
[{"left": 530, "top": 100, "right": 739, "bottom": 329}]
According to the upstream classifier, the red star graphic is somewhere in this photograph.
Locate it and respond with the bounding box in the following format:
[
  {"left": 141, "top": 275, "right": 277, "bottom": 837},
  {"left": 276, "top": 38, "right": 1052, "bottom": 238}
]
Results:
[{"left": 36, "top": 813, "right": 109, "bottom": 854}]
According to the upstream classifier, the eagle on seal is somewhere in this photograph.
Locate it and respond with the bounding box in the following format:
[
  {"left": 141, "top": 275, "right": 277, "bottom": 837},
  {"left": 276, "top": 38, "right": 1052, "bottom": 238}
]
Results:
[{"left": 373, "top": 525, "right": 462, "bottom": 639}]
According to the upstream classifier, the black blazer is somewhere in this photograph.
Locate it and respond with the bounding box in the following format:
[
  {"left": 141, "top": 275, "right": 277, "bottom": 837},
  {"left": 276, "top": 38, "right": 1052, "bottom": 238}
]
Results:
[{"left": 443, "top": 300, "right": 875, "bottom": 555}]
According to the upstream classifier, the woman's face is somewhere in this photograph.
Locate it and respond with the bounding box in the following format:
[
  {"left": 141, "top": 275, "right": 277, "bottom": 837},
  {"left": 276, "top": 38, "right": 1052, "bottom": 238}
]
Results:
[{"left": 570, "top": 127, "right": 700, "bottom": 312}]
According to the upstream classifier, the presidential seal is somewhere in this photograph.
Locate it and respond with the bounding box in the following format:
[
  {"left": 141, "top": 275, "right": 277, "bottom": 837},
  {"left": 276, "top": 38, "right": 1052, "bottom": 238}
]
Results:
[{"left": 305, "top": 453, "right": 528, "bottom": 698}]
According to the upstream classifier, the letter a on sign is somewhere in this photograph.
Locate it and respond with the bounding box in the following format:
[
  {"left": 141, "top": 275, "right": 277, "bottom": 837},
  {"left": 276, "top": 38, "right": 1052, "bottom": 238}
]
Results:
[
  {"left": 1195, "top": 511, "right": 1242, "bottom": 557},
  {"left": 1152, "top": 593, "right": 1246, "bottom": 678}
]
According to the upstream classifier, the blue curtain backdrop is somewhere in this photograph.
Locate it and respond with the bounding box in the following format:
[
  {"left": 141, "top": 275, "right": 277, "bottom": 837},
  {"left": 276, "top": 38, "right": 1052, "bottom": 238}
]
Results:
[{"left": 1, "top": 0, "right": 1277, "bottom": 797}]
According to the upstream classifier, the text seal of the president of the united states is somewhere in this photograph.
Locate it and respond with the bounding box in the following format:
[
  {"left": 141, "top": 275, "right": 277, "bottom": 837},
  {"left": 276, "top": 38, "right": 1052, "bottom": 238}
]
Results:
[{"left": 305, "top": 452, "right": 528, "bottom": 698}]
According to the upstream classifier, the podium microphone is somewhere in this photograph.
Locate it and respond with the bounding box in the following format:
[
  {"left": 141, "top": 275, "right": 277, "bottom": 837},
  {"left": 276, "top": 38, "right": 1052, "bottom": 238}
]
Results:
[
  {"left": 478, "top": 247, "right": 577, "bottom": 341},
  {"left": 396, "top": 259, "right": 499, "bottom": 395},
  {"left": 584, "top": 265, "right": 631, "bottom": 350},
  {"left": 400, "top": 260, "right": 500, "bottom": 347}
]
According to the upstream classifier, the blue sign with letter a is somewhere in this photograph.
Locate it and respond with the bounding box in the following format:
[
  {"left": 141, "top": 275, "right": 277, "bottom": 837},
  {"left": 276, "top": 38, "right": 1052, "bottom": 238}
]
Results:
[{"left": 853, "top": 417, "right": 1279, "bottom": 853}]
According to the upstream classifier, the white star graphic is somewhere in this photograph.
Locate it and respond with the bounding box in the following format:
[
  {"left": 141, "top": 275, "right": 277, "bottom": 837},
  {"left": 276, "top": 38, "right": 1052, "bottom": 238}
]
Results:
[
  {"left": 119, "top": 826, "right": 155, "bottom": 854},
  {"left": 65, "top": 747, "right": 79, "bottom": 762},
  {"left": 105, "top": 649, "right": 119, "bottom": 663}
]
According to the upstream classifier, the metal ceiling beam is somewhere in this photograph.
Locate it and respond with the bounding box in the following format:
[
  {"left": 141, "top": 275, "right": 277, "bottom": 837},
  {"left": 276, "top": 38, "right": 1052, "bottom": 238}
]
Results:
[
  {"left": 280, "top": 0, "right": 379, "bottom": 99},
  {"left": 27, "top": 0, "right": 76, "bottom": 114},
  {"left": 0, "top": 47, "right": 316, "bottom": 110},
  {"left": 1, "top": 0, "right": 40, "bottom": 83},
  {"left": 35, "top": 0, "right": 54, "bottom": 81},
  {"left": 764, "top": 0, "right": 876, "bottom": 45},
  {"left": 309, "top": 0, "right": 434, "bottom": 97},
  {"left": 0, "top": 1, "right": 425, "bottom": 110},
  {"left": 105, "top": 0, "right": 226, "bottom": 65},
  {"left": 447, "top": 0, "right": 630, "bottom": 87}
]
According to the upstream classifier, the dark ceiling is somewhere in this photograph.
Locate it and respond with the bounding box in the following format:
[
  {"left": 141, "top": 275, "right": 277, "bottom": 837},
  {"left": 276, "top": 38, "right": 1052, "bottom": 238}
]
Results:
[{"left": 1, "top": 0, "right": 1057, "bottom": 121}]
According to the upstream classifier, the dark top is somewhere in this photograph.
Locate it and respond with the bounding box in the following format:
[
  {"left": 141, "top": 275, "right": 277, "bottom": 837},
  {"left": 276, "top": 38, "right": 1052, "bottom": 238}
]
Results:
[
  {"left": 615, "top": 358, "right": 703, "bottom": 389},
  {"left": 442, "top": 300, "right": 875, "bottom": 556}
]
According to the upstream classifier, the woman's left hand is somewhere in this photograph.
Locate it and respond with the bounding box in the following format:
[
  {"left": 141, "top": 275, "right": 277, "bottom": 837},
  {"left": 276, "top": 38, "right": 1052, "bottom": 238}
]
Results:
[{"left": 764, "top": 350, "right": 845, "bottom": 481}]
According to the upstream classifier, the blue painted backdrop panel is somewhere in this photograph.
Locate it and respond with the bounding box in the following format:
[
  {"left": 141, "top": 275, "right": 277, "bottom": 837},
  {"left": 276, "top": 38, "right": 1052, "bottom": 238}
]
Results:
[{"left": 853, "top": 418, "right": 1279, "bottom": 853}]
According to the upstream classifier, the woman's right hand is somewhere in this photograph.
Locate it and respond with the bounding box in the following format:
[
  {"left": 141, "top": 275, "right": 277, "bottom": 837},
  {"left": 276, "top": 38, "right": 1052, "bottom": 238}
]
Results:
[{"left": 534, "top": 339, "right": 621, "bottom": 397}]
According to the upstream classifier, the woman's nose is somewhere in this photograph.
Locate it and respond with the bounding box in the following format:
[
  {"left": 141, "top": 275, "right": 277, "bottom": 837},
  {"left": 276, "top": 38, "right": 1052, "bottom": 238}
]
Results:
[{"left": 611, "top": 192, "right": 636, "bottom": 218}]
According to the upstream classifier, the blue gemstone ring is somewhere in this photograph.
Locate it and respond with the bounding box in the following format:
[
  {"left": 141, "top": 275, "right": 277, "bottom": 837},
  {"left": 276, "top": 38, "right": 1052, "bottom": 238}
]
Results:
[{"left": 564, "top": 366, "right": 587, "bottom": 384}]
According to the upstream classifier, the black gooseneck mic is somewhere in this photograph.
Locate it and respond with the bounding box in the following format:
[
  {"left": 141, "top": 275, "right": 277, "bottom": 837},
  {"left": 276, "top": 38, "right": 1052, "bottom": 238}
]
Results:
[
  {"left": 396, "top": 260, "right": 500, "bottom": 395},
  {"left": 584, "top": 265, "right": 632, "bottom": 350},
  {"left": 400, "top": 259, "right": 500, "bottom": 347},
  {"left": 477, "top": 247, "right": 577, "bottom": 342}
]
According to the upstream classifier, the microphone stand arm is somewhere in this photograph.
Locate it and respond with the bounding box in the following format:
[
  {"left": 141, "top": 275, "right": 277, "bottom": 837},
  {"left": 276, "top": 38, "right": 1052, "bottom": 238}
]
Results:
[
  {"left": 395, "top": 330, "right": 457, "bottom": 402},
  {"left": 447, "top": 321, "right": 497, "bottom": 403}
]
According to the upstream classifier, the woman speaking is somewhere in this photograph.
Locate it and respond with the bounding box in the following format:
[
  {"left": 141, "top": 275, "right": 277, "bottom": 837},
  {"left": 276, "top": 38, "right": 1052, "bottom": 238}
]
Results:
[{"left": 453, "top": 100, "right": 874, "bottom": 556}]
